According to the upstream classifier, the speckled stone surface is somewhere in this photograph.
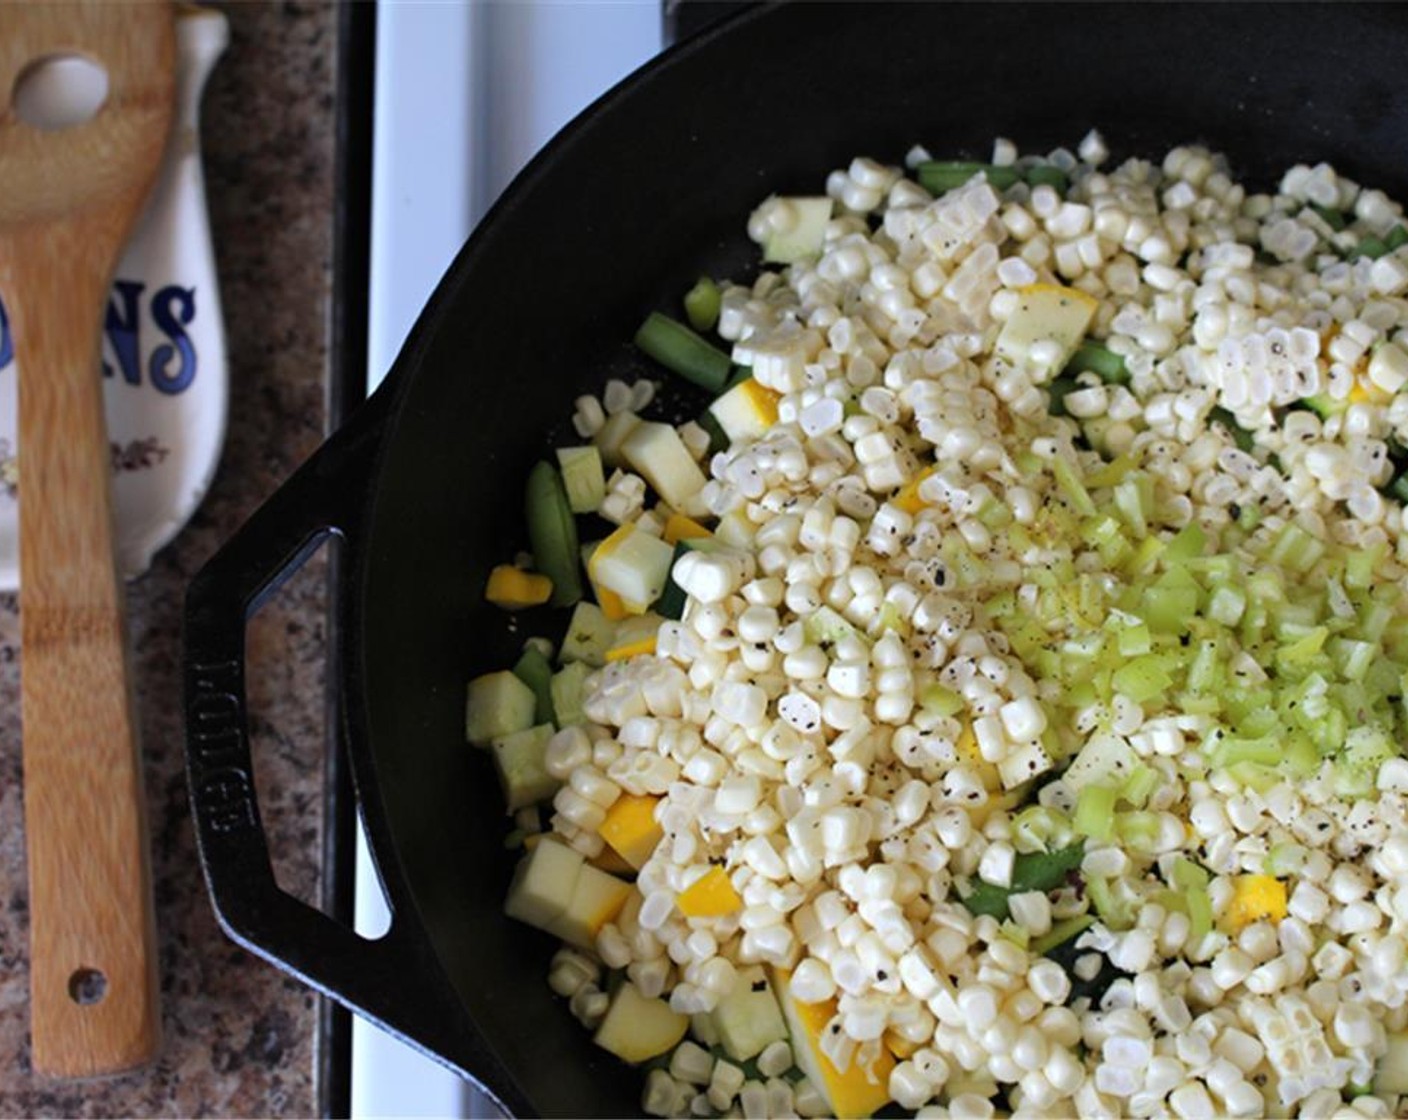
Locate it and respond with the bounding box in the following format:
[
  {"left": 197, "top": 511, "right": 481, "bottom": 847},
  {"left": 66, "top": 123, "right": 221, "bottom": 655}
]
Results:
[{"left": 0, "top": 3, "right": 337, "bottom": 1116}]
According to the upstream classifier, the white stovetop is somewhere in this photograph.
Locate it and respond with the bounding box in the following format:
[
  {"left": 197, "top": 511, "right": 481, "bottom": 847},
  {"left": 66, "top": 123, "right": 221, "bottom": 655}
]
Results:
[{"left": 355, "top": 4, "right": 662, "bottom": 1116}]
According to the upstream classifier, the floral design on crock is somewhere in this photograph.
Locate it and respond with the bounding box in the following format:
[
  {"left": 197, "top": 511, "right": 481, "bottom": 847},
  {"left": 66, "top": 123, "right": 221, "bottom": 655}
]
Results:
[{"left": 0, "top": 437, "right": 172, "bottom": 502}]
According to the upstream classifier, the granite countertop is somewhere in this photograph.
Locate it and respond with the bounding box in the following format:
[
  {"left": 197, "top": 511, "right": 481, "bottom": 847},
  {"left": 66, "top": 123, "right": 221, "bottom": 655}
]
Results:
[{"left": 0, "top": 4, "right": 338, "bottom": 1116}]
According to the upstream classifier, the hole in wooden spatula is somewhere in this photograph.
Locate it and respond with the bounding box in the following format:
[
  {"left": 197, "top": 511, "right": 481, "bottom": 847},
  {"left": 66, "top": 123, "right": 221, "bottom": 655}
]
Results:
[
  {"left": 12, "top": 53, "right": 109, "bottom": 132},
  {"left": 66, "top": 967, "right": 108, "bottom": 1006}
]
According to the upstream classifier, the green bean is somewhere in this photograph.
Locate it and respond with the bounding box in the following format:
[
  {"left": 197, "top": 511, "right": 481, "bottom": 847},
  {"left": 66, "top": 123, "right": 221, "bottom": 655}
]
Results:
[
  {"left": 917, "top": 161, "right": 1020, "bottom": 195},
  {"left": 961, "top": 843, "right": 1085, "bottom": 919},
  {"left": 1025, "top": 164, "right": 1069, "bottom": 194},
  {"left": 634, "top": 311, "right": 731, "bottom": 392},
  {"left": 1063, "top": 341, "right": 1130, "bottom": 385},
  {"left": 512, "top": 646, "right": 556, "bottom": 726},
  {"left": 525, "top": 461, "right": 582, "bottom": 608}
]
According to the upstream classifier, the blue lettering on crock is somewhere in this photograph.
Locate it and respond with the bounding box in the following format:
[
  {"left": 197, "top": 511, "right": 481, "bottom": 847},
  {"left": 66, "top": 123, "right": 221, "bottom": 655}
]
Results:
[
  {"left": 103, "top": 279, "right": 146, "bottom": 385},
  {"left": 149, "top": 285, "right": 197, "bottom": 395},
  {"left": 0, "top": 296, "right": 10, "bottom": 370},
  {"left": 0, "top": 283, "right": 199, "bottom": 391}
]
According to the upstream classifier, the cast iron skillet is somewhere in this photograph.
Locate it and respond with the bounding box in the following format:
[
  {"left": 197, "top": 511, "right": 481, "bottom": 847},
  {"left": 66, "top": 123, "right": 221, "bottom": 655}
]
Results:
[{"left": 184, "top": 4, "right": 1408, "bottom": 1116}]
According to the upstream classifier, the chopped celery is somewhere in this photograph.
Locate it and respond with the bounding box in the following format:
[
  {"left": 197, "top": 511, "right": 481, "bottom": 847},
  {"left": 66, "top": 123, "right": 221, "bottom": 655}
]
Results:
[
  {"left": 1164, "top": 523, "right": 1206, "bottom": 563},
  {"left": 1226, "top": 761, "right": 1280, "bottom": 792},
  {"left": 1344, "top": 542, "right": 1387, "bottom": 590},
  {"left": 1207, "top": 734, "right": 1281, "bottom": 768},
  {"left": 1113, "top": 474, "right": 1152, "bottom": 537},
  {"left": 1031, "top": 914, "right": 1095, "bottom": 956},
  {"left": 1115, "top": 811, "right": 1161, "bottom": 852},
  {"left": 803, "top": 606, "right": 867, "bottom": 649},
  {"left": 1000, "top": 920, "right": 1031, "bottom": 949},
  {"left": 1052, "top": 455, "right": 1096, "bottom": 516},
  {"left": 1267, "top": 522, "right": 1326, "bottom": 575},
  {"left": 1111, "top": 655, "right": 1174, "bottom": 703},
  {"left": 1084, "top": 454, "right": 1138, "bottom": 489},
  {"left": 1012, "top": 806, "right": 1072, "bottom": 852},
  {"left": 1073, "top": 784, "right": 1118, "bottom": 841},
  {"left": 1086, "top": 876, "right": 1136, "bottom": 931},
  {"left": 1171, "top": 856, "right": 1210, "bottom": 891},
  {"left": 1115, "top": 619, "right": 1152, "bottom": 657},
  {"left": 1142, "top": 580, "right": 1200, "bottom": 635},
  {"left": 1186, "top": 886, "right": 1213, "bottom": 940},
  {"left": 1121, "top": 764, "right": 1159, "bottom": 809}
]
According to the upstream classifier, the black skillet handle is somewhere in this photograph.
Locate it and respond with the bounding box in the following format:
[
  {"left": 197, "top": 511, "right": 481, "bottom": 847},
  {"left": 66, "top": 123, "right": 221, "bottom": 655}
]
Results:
[{"left": 182, "top": 393, "right": 471, "bottom": 1054}]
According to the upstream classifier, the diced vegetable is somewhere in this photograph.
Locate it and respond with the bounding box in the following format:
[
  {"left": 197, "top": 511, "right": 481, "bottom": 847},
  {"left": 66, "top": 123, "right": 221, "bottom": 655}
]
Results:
[
  {"left": 466, "top": 670, "right": 537, "bottom": 746},
  {"left": 598, "top": 794, "right": 662, "bottom": 869},
  {"left": 604, "top": 633, "right": 657, "bottom": 661},
  {"left": 588, "top": 524, "right": 676, "bottom": 612},
  {"left": 709, "top": 377, "right": 782, "bottom": 444},
  {"left": 593, "top": 409, "right": 644, "bottom": 468},
  {"left": 710, "top": 965, "right": 789, "bottom": 1062},
  {"left": 559, "top": 600, "right": 614, "bottom": 667},
  {"left": 484, "top": 564, "right": 553, "bottom": 610},
  {"left": 771, "top": 966, "right": 895, "bottom": 1119},
  {"left": 621, "top": 421, "right": 708, "bottom": 510},
  {"left": 994, "top": 284, "right": 1098, "bottom": 380},
  {"left": 555, "top": 445, "right": 606, "bottom": 514},
  {"left": 549, "top": 660, "right": 592, "bottom": 727},
  {"left": 504, "top": 838, "right": 584, "bottom": 932},
  {"left": 552, "top": 863, "right": 632, "bottom": 950},
  {"left": 760, "top": 196, "right": 832, "bottom": 263},
  {"left": 634, "top": 311, "right": 732, "bottom": 392},
  {"left": 1220, "top": 874, "right": 1288, "bottom": 933},
  {"left": 525, "top": 461, "right": 582, "bottom": 608},
  {"left": 676, "top": 865, "right": 742, "bottom": 918},
  {"left": 662, "top": 512, "right": 713, "bottom": 544},
  {"left": 593, "top": 981, "right": 689, "bottom": 1064},
  {"left": 491, "top": 723, "right": 558, "bottom": 811}
]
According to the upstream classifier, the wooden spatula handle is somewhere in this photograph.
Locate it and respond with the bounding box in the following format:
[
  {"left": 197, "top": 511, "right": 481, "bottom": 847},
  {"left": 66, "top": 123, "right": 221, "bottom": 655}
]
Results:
[{"left": 11, "top": 212, "right": 161, "bottom": 1077}]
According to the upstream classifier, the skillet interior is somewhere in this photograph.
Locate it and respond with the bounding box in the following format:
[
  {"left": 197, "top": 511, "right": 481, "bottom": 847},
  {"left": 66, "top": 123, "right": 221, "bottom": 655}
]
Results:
[{"left": 349, "top": 4, "right": 1408, "bottom": 1114}]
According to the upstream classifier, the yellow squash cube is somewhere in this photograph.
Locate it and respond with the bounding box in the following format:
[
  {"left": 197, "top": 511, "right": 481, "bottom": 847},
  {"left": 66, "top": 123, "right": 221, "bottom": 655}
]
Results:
[
  {"left": 599, "top": 795, "right": 663, "bottom": 870},
  {"left": 1222, "top": 874, "right": 1287, "bottom": 933},
  {"left": 709, "top": 378, "right": 782, "bottom": 443},
  {"left": 771, "top": 967, "right": 895, "bottom": 1119},
  {"left": 677, "top": 865, "right": 742, "bottom": 918},
  {"left": 485, "top": 565, "right": 553, "bottom": 609}
]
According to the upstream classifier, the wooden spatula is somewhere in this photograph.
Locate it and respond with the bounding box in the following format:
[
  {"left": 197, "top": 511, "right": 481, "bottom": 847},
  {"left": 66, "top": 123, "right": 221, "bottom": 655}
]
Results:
[{"left": 0, "top": 2, "right": 174, "bottom": 1078}]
